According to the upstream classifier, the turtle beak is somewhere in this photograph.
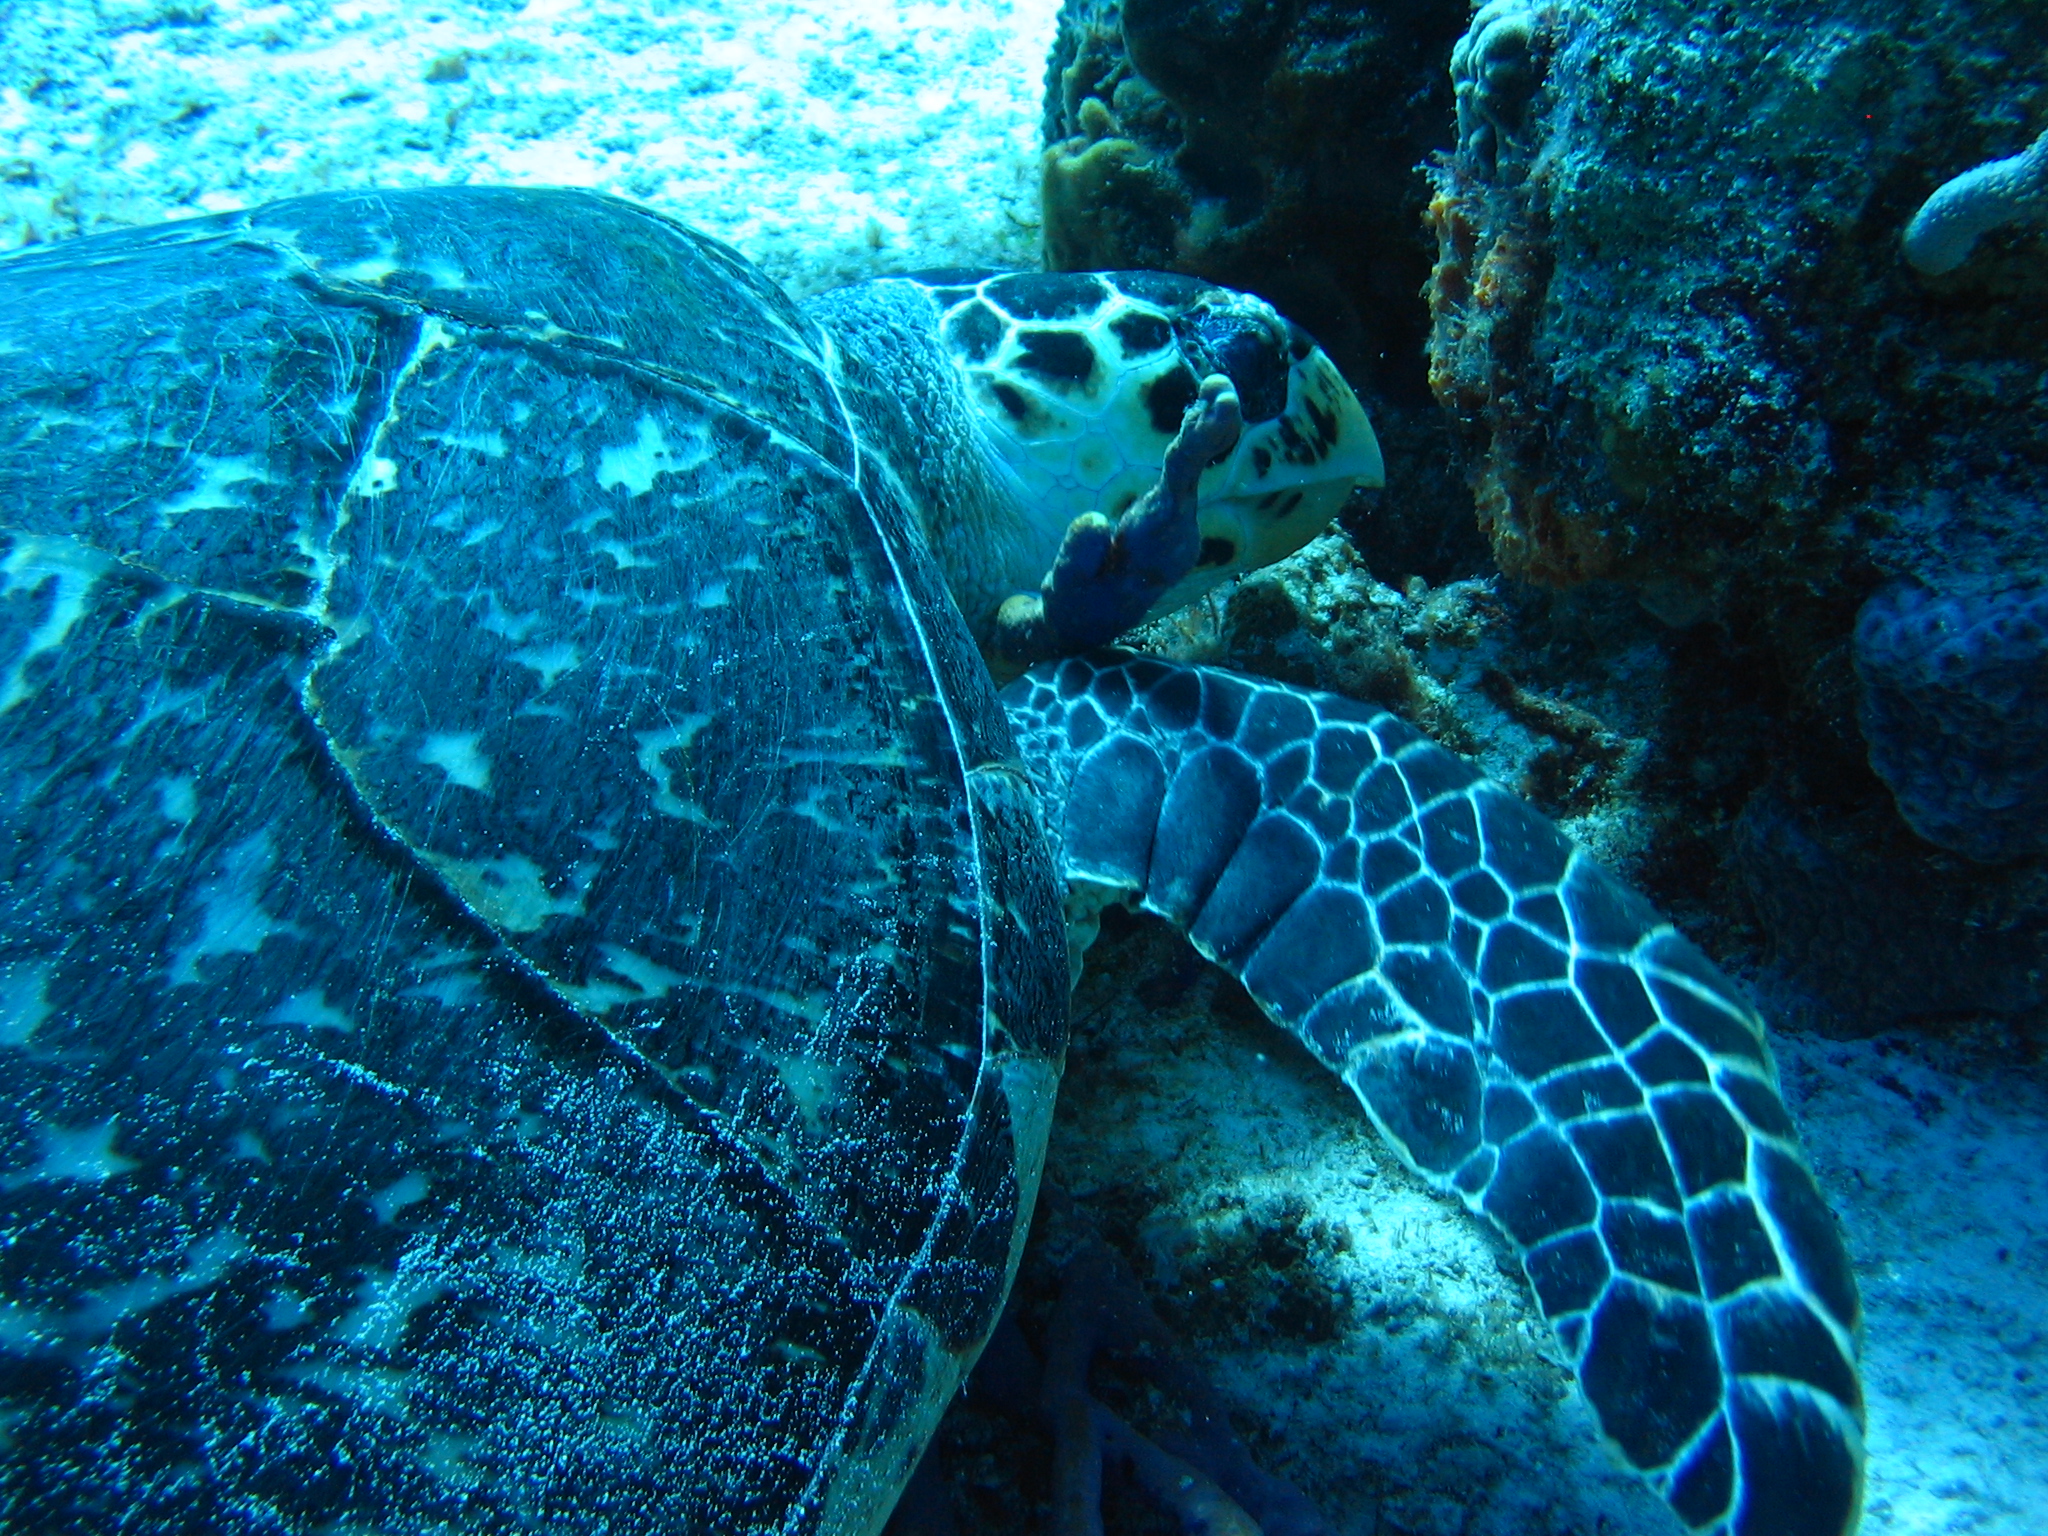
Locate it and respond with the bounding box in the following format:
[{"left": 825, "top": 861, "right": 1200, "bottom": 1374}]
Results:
[{"left": 1199, "top": 338, "right": 1383, "bottom": 566}]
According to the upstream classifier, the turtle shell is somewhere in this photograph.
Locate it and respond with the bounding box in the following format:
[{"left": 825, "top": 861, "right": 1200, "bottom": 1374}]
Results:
[{"left": 0, "top": 187, "right": 1066, "bottom": 1533}]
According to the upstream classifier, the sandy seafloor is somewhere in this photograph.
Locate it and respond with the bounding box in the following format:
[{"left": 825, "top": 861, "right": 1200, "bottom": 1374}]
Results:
[{"left": 2, "top": 2, "right": 2043, "bottom": 1533}]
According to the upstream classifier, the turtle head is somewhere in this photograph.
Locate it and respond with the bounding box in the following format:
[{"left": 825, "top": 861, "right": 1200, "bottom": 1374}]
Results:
[{"left": 918, "top": 268, "right": 1383, "bottom": 626}]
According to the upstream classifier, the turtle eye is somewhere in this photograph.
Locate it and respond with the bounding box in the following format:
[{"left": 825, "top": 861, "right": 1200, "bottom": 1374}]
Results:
[{"left": 1176, "top": 306, "right": 1291, "bottom": 423}]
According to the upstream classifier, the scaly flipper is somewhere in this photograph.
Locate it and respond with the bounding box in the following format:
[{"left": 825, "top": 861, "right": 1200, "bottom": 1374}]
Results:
[
  {"left": 994, "top": 376, "right": 1243, "bottom": 670},
  {"left": 1004, "top": 654, "right": 1865, "bottom": 1536}
]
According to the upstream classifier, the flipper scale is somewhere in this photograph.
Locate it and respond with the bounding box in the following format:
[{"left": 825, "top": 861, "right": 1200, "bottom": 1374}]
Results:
[{"left": 1006, "top": 653, "right": 1865, "bottom": 1536}]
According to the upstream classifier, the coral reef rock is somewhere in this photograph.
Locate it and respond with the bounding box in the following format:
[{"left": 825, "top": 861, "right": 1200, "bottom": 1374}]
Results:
[
  {"left": 1852, "top": 576, "right": 2048, "bottom": 863},
  {"left": 1418, "top": 0, "right": 2048, "bottom": 1028},
  {"left": 1042, "top": 0, "right": 1470, "bottom": 397},
  {"left": 1425, "top": 0, "right": 2048, "bottom": 620}
]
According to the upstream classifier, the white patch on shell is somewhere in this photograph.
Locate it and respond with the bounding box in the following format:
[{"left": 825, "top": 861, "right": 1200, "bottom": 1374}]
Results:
[
  {"left": 6, "top": 1230, "right": 250, "bottom": 1352},
  {"left": 773, "top": 1053, "right": 843, "bottom": 1140},
  {"left": 154, "top": 454, "right": 273, "bottom": 524},
  {"left": 156, "top": 775, "right": 197, "bottom": 825},
  {"left": 509, "top": 640, "right": 580, "bottom": 690},
  {"left": 419, "top": 257, "right": 468, "bottom": 292},
  {"left": 789, "top": 782, "right": 853, "bottom": 833},
  {"left": 332, "top": 255, "right": 401, "bottom": 286},
  {"left": 351, "top": 456, "right": 400, "bottom": 497},
  {"left": 426, "top": 852, "right": 589, "bottom": 934},
  {"left": 592, "top": 538, "right": 655, "bottom": 570},
  {"left": 416, "top": 730, "right": 492, "bottom": 793},
  {"left": 635, "top": 717, "right": 716, "bottom": 823},
  {"left": 422, "top": 1433, "right": 487, "bottom": 1490},
  {"left": 266, "top": 988, "right": 356, "bottom": 1034},
  {"left": 0, "top": 536, "right": 111, "bottom": 714},
  {"left": 562, "top": 945, "right": 687, "bottom": 1015},
  {"left": 480, "top": 594, "right": 542, "bottom": 644},
  {"left": 368, "top": 1172, "right": 432, "bottom": 1225},
  {"left": 166, "top": 832, "right": 304, "bottom": 986},
  {"left": 596, "top": 413, "right": 711, "bottom": 497},
  {"left": 9, "top": 1119, "right": 140, "bottom": 1186},
  {"left": 422, "top": 428, "right": 507, "bottom": 457},
  {"left": 263, "top": 1289, "right": 313, "bottom": 1331},
  {"left": 150, "top": 775, "right": 197, "bottom": 864},
  {"left": 0, "top": 959, "right": 56, "bottom": 1050},
  {"left": 404, "top": 964, "right": 487, "bottom": 1010},
  {"left": 335, "top": 1248, "right": 447, "bottom": 1354}
]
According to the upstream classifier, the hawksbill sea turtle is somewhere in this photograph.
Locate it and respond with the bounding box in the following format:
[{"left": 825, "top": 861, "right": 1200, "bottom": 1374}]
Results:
[{"left": 0, "top": 186, "right": 1860, "bottom": 1536}]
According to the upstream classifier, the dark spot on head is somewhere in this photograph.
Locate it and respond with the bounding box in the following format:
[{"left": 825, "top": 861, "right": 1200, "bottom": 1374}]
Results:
[
  {"left": 988, "top": 272, "right": 1110, "bottom": 321},
  {"left": 1252, "top": 446, "right": 1272, "bottom": 477},
  {"left": 944, "top": 301, "right": 1004, "bottom": 366},
  {"left": 990, "top": 379, "right": 1032, "bottom": 424},
  {"left": 1144, "top": 363, "right": 1199, "bottom": 435},
  {"left": 1174, "top": 302, "right": 1291, "bottom": 422},
  {"left": 1273, "top": 489, "right": 1304, "bottom": 519},
  {"left": 1106, "top": 271, "right": 1208, "bottom": 308},
  {"left": 1110, "top": 309, "right": 1173, "bottom": 358},
  {"left": 1277, "top": 412, "right": 1316, "bottom": 465},
  {"left": 1305, "top": 396, "right": 1339, "bottom": 459},
  {"left": 1198, "top": 536, "right": 1236, "bottom": 567},
  {"left": 1015, "top": 328, "right": 1098, "bottom": 389},
  {"left": 1287, "top": 322, "right": 1314, "bottom": 362}
]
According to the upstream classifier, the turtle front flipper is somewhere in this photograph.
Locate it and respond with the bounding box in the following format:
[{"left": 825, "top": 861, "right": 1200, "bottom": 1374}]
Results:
[
  {"left": 1004, "top": 653, "right": 1865, "bottom": 1536},
  {"left": 994, "top": 375, "right": 1242, "bottom": 670}
]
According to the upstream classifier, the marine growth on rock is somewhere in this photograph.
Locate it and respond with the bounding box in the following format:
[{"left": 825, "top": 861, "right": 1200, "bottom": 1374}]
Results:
[
  {"left": 1902, "top": 124, "right": 2048, "bottom": 275},
  {"left": 1853, "top": 576, "right": 2048, "bottom": 862}
]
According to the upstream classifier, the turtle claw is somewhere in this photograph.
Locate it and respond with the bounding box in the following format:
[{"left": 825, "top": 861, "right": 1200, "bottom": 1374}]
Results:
[{"left": 995, "top": 374, "right": 1243, "bottom": 671}]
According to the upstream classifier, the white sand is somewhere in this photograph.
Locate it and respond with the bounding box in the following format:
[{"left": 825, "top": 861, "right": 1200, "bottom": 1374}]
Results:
[
  {"left": 0, "top": 0, "right": 1059, "bottom": 294},
  {"left": 1062, "top": 918, "right": 2048, "bottom": 1536}
]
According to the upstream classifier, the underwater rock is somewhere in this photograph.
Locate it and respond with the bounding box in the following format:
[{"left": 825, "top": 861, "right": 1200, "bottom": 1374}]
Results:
[
  {"left": 1041, "top": 0, "right": 1469, "bottom": 394},
  {"left": 1449, "top": 0, "right": 1540, "bottom": 176},
  {"left": 1735, "top": 787, "right": 2048, "bottom": 1030},
  {"left": 1417, "top": 0, "right": 2048, "bottom": 1028},
  {"left": 1423, "top": 0, "right": 2048, "bottom": 630},
  {"left": 1852, "top": 577, "right": 2048, "bottom": 862},
  {"left": 1039, "top": 0, "right": 1490, "bottom": 587}
]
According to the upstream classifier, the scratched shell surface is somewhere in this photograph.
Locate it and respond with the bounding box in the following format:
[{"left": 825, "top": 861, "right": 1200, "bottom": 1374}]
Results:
[{"left": 0, "top": 187, "right": 1066, "bottom": 1532}]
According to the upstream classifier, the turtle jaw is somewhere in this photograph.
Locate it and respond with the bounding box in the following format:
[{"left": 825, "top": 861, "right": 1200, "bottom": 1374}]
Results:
[{"left": 1145, "top": 342, "right": 1384, "bottom": 624}]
